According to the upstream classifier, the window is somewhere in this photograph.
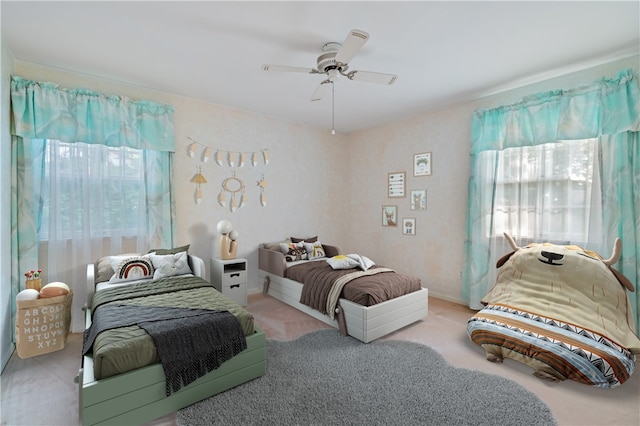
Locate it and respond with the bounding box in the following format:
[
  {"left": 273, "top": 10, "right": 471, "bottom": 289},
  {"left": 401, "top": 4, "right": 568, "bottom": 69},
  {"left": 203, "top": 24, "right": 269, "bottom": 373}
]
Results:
[
  {"left": 40, "top": 140, "right": 147, "bottom": 240},
  {"left": 492, "top": 138, "right": 598, "bottom": 243}
]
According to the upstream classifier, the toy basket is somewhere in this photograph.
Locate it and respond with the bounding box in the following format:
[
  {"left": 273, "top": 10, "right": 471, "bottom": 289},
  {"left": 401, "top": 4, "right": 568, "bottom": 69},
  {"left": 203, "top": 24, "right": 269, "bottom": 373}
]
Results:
[{"left": 15, "top": 292, "right": 73, "bottom": 359}]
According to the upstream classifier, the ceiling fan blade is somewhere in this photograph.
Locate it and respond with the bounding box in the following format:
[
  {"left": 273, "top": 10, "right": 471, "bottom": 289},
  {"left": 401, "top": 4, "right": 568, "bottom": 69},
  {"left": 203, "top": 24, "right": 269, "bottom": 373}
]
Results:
[
  {"left": 310, "top": 80, "right": 331, "bottom": 101},
  {"left": 262, "top": 64, "right": 317, "bottom": 74},
  {"left": 334, "top": 29, "right": 369, "bottom": 64},
  {"left": 348, "top": 70, "right": 398, "bottom": 85}
]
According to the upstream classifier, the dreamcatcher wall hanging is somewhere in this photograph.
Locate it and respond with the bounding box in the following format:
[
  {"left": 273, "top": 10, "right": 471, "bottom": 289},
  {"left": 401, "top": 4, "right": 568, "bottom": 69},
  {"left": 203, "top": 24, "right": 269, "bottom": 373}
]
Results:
[
  {"left": 218, "top": 172, "right": 245, "bottom": 212},
  {"left": 187, "top": 137, "right": 269, "bottom": 210}
]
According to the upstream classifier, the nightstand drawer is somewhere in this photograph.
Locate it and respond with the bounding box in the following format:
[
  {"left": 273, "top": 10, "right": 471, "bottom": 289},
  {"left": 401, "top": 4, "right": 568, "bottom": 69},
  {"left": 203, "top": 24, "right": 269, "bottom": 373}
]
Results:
[
  {"left": 223, "top": 282, "right": 247, "bottom": 306},
  {"left": 222, "top": 270, "right": 246, "bottom": 286}
]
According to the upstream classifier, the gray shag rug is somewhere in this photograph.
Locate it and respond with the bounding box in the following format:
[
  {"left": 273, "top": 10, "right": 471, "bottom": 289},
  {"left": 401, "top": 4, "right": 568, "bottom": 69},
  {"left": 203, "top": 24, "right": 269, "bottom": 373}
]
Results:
[{"left": 177, "top": 329, "right": 557, "bottom": 426}]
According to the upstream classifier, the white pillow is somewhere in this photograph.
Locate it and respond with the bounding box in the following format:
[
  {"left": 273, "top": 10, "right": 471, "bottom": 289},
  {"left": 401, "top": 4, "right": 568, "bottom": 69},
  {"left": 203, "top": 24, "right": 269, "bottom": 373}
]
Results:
[
  {"left": 348, "top": 254, "right": 375, "bottom": 271},
  {"left": 279, "top": 242, "right": 308, "bottom": 262},
  {"left": 109, "top": 256, "right": 155, "bottom": 284},
  {"left": 303, "top": 241, "right": 326, "bottom": 260},
  {"left": 150, "top": 251, "right": 193, "bottom": 279},
  {"left": 326, "top": 255, "right": 360, "bottom": 270}
]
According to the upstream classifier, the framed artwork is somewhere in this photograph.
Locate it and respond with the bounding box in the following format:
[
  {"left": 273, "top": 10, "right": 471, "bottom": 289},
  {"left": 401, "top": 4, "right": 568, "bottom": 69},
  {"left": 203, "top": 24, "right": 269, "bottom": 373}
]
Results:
[
  {"left": 402, "top": 217, "right": 416, "bottom": 235},
  {"left": 410, "top": 189, "right": 427, "bottom": 211},
  {"left": 388, "top": 172, "right": 405, "bottom": 197},
  {"left": 413, "top": 152, "right": 432, "bottom": 176},
  {"left": 382, "top": 205, "right": 398, "bottom": 227}
]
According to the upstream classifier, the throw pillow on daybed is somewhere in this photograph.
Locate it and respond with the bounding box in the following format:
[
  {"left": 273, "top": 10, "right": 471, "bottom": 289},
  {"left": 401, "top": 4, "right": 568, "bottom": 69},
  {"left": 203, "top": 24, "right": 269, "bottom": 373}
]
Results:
[
  {"left": 327, "top": 254, "right": 375, "bottom": 271},
  {"left": 149, "top": 251, "right": 193, "bottom": 279},
  {"left": 303, "top": 241, "right": 326, "bottom": 260},
  {"left": 327, "top": 255, "right": 360, "bottom": 270},
  {"left": 291, "top": 236, "right": 317, "bottom": 243},
  {"left": 263, "top": 240, "right": 291, "bottom": 251},
  {"left": 108, "top": 256, "right": 155, "bottom": 284},
  {"left": 280, "top": 242, "right": 308, "bottom": 262}
]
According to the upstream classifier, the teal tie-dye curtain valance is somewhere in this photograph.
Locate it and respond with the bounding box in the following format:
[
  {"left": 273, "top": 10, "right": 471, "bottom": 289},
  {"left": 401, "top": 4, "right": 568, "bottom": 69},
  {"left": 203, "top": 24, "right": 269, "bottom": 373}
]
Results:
[
  {"left": 10, "top": 76, "right": 175, "bottom": 151},
  {"left": 470, "top": 68, "right": 640, "bottom": 154}
]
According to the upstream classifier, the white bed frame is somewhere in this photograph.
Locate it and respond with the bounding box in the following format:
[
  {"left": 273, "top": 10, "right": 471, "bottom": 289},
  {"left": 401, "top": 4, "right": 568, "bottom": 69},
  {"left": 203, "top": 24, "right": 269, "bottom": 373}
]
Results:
[
  {"left": 77, "top": 255, "right": 266, "bottom": 425},
  {"left": 258, "top": 246, "right": 428, "bottom": 343}
]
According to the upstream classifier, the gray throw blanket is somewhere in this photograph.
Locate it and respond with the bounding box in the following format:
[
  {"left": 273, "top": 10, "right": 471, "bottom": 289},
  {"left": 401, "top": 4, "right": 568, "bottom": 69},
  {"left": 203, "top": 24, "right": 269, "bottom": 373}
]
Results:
[{"left": 83, "top": 304, "right": 247, "bottom": 395}]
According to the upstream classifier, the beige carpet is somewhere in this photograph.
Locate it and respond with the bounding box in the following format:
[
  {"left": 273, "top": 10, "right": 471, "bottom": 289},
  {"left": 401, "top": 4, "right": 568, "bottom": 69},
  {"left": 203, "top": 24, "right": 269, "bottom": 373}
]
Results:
[{"left": 2, "top": 293, "right": 639, "bottom": 425}]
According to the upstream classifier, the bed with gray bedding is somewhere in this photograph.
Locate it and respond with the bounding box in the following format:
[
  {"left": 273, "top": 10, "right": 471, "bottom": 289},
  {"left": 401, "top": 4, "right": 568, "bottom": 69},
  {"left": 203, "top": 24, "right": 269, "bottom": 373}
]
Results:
[{"left": 79, "top": 253, "right": 266, "bottom": 426}]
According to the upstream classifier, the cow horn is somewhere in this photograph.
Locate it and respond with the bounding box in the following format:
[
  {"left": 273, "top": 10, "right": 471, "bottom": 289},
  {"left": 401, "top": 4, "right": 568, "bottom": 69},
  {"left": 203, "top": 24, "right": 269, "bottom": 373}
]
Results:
[
  {"left": 603, "top": 238, "right": 622, "bottom": 266},
  {"left": 504, "top": 233, "right": 519, "bottom": 251}
]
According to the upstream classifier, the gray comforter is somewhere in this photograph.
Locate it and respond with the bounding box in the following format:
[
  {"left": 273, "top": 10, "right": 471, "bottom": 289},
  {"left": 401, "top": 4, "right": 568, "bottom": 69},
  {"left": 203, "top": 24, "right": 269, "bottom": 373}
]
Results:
[{"left": 84, "top": 277, "right": 247, "bottom": 395}]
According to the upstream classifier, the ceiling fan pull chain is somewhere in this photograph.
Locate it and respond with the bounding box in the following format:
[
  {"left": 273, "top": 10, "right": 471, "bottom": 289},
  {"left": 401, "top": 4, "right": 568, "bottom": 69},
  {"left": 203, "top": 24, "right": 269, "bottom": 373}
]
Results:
[{"left": 331, "top": 81, "right": 336, "bottom": 135}]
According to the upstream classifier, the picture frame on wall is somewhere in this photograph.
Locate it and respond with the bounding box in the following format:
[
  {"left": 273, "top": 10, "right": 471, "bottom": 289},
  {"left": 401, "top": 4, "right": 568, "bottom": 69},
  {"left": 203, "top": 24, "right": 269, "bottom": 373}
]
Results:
[
  {"left": 388, "top": 172, "right": 406, "bottom": 198},
  {"left": 410, "top": 189, "right": 427, "bottom": 211},
  {"left": 382, "top": 205, "right": 398, "bottom": 227},
  {"left": 402, "top": 217, "right": 416, "bottom": 235},
  {"left": 413, "top": 152, "right": 432, "bottom": 176}
]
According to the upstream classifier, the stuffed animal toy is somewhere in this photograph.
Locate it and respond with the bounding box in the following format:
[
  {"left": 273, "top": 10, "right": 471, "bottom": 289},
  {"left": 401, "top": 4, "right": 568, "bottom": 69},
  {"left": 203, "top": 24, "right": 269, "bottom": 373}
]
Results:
[{"left": 468, "top": 233, "right": 640, "bottom": 387}]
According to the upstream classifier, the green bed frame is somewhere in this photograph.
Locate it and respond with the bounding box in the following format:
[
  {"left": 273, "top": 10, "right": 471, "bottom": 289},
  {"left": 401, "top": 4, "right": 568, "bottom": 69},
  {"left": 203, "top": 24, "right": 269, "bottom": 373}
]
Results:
[
  {"left": 77, "top": 255, "right": 266, "bottom": 425},
  {"left": 77, "top": 309, "right": 266, "bottom": 425}
]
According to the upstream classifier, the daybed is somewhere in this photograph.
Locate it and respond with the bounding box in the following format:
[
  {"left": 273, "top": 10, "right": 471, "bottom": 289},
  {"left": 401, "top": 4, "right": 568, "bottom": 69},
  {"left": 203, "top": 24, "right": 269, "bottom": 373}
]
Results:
[
  {"left": 77, "top": 251, "right": 266, "bottom": 425},
  {"left": 258, "top": 239, "right": 428, "bottom": 343},
  {"left": 467, "top": 234, "right": 640, "bottom": 388}
]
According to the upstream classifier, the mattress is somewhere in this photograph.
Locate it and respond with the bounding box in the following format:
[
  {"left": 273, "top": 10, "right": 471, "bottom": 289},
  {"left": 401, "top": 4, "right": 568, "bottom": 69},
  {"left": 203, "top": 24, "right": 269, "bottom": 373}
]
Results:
[
  {"left": 89, "top": 275, "right": 254, "bottom": 380},
  {"left": 285, "top": 259, "right": 422, "bottom": 314}
]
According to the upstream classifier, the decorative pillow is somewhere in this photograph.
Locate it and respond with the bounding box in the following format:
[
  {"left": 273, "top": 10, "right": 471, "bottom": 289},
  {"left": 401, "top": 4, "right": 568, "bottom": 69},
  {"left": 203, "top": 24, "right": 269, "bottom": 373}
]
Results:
[
  {"left": 149, "top": 251, "right": 193, "bottom": 279},
  {"left": 264, "top": 240, "right": 292, "bottom": 251},
  {"left": 303, "top": 241, "right": 326, "bottom": 260},
  {"left": 291, "top": 236, "right": 318, "bottom": 243},
  {"left": 148, "top": 244, "right": 190, "bottom": 255},
  {"left": 326, "top": 255, "right": 360, "bottom": 270},
  {"left": 108, "top": 256, "right": 155, "bottom": 284},
  {"left": 95, "top": 253, "right": 140, "bottom": 284},
  {"left": 279, "top": 242, "right": 308, "bottom": 262},
  {"left": 348, "top": 254, "right": 376, "bottom": 271}
]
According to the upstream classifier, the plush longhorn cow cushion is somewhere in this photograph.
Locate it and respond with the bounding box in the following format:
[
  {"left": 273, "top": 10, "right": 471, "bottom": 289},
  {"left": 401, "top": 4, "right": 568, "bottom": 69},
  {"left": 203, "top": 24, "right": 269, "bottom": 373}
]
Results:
[{"left": 467, "top": 236, "right": 640, "bottom": 387}]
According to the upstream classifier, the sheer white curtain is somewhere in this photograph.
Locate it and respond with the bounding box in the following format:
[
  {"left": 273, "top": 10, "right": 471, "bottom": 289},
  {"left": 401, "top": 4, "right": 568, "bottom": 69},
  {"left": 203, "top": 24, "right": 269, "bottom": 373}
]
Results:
[
  {"left": 494, "top": 138, "right": 601, "bottom": 244},
  {"left": 474, "top": 139, "right": 603, "bottom": 304},
  {"left": 40, "top": 141, "right": 163, "bottom": 331}
]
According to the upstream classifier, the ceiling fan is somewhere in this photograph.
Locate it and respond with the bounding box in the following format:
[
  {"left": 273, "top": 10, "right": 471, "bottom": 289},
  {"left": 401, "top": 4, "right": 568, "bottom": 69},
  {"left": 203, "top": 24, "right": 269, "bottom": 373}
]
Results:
[{"left": 262, "top": 29, "right": 398, "bottom": 102}]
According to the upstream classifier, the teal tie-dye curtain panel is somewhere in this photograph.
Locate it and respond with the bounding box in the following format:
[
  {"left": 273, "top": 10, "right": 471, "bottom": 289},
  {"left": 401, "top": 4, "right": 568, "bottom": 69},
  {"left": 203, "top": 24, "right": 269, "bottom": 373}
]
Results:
[
  {"left": 463, "top": 69, "right": 640, "bottom": 330},
  {"left": 10, "top": 76, "right": 175, "bottom": 336},
  {"left": 10, "top": 76, "right": 174, "bottom": 150}
]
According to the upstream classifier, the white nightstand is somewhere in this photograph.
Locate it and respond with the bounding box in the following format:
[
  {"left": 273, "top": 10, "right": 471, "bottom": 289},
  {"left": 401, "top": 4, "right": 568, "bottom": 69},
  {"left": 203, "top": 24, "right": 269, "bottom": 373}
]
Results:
[{"left": 210, "top": 258, "right": 247, "bottom": 306}]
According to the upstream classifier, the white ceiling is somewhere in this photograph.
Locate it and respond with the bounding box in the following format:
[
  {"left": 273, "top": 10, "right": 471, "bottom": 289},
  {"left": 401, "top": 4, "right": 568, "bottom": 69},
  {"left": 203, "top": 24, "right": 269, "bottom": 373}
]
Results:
[{"left": 2, "top": 1, "right": 639, "bottom": 134}]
